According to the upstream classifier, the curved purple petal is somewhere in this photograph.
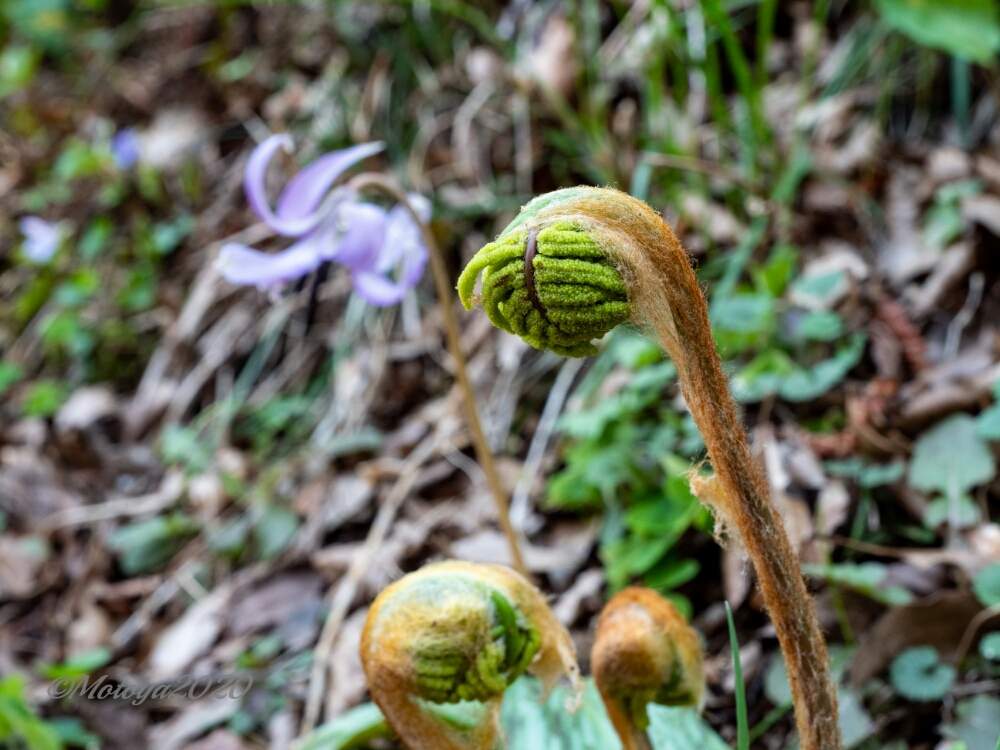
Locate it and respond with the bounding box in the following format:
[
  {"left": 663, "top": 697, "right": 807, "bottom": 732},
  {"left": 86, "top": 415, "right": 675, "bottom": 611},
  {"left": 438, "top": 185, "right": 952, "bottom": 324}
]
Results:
[
  {"left": 350, "top": 270, "right": 410, "bottom": 307},
  {"left": 276, "top": 142, "right": 384, "bottom": 223},
  {"left": 19, "top": 216, "right": 63, "bottom": 264},
  {"left": 347, "top": 197, "right": 428, "bottom": 307},
  {"left": 377, "top": 198, "right": 429, "bottom": 271},
  {"left": 244, "top": 134, "right": 383, "bottom": 237},
  {"left": 216, "top": 235, "right": 323, "bottom": 289},
  {"left": 322, "top": 201, "right": 387, "bottom": 269}
]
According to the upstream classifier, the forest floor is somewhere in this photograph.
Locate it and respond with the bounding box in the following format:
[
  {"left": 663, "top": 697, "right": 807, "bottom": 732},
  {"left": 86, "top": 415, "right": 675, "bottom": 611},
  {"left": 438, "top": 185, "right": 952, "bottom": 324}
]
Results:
[{"left": 1, "top": 3, "right": 999, "bottom": 749}]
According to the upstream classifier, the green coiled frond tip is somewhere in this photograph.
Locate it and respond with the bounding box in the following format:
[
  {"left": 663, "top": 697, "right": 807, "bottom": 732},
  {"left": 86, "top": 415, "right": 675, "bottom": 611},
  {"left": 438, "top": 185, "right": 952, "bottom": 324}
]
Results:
[
  {"left": 458, "top": 212, "right": 631, "bottom": 357},
  {"left": 361, "top": 560, "right": 579, "bottom": 750}
]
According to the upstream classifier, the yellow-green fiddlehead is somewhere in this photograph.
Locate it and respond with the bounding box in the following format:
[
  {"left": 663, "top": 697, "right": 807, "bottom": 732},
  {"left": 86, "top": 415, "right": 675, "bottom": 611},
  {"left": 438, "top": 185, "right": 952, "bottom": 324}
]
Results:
[
  {"left": 458, "top": 216, "right": 630, "bottom": 357},
  {"left": 592, "top": 588, "right": 705, "bottom": 750},
  {"left": 360, "top": 560, "right": 579, "bottom": 750},
  {"left": 459, "top": 186, "right": 842, "bottom": 750}
]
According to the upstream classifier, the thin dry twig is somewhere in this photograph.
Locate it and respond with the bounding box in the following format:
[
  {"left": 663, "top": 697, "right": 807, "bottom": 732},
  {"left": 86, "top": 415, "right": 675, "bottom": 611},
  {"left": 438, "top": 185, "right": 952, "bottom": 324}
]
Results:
[
  {"left": 348, "top": 172, "right": 528, "bottom": 575},
  {"left": 299, "top": 433, "right": 441, "bottom": 735}
]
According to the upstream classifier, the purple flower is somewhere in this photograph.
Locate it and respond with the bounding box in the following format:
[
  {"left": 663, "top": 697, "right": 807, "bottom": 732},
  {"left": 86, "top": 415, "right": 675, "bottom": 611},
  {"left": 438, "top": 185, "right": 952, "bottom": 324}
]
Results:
[
  {"left": 111, "top": 129, "right": 140, "bottom": 169},
  {"left": 19, "top": 216, "right": 63, "bottom": 264},
  {"left": 217, "top": 134, "right": 429, "bottom": 307}
]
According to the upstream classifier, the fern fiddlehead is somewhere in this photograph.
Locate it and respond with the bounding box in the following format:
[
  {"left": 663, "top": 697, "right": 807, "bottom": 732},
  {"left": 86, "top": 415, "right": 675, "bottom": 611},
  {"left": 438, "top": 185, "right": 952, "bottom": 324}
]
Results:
[{"left": 360, "top": 560, "right": 579, "bottom": 750}]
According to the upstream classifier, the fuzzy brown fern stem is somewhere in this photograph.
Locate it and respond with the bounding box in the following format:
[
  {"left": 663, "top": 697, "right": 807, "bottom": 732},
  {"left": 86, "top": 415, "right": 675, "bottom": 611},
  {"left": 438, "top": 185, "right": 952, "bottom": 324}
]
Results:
[{"left": 459, "top": 187, "right": 842, "bottom": 750}]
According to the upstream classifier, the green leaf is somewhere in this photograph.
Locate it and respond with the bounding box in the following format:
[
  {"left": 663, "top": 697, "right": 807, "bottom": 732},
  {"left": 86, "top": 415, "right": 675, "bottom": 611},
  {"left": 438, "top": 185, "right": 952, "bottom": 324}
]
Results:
[
  {"left": 0, "top": 362, "right": 24, "bottom": 397},
  {"left": 979, "top": 632, "right": 1000, "bottom": 661},
  {"left": 909, "top": 414, "right": 996, "bottom": 496},
  {"left": 21, "top": 380, "right": 69, "bottom": 418},
  {"left": 753, "top": 244, "right": 798, "bottom": 297},
  {"left": 973, "top": 563, "right": 1000, "bottom": 607},
  {"left": 646, "top": 705, "right": 729, "bottom": 750},
  {"left": 37, "top": 648, "right": 111, "bottom": 682},
  {"left": 294, "top": 702, "right": 390, "bottom": 750},
  {"left": 158, "top": 425, "right": 211, "bottom": 474},
  {"left": 792, "top": 310, "right": 844, "bottom": 343},
  {"left": 253, "top": 504, "right": 299, "bottom": 560},
  {"left": 107, "top": 513, "right": 198, "bottom": 575},
  {"left": 889, "top": 646, "right": 956, "bottom": 701},
  {"left": 923, "top": 494, "right": 981, "bottom": 529},
  {"left": 875, "top": 0, "right": 1000, "bottom": 63},
  {"left": 45, "top": 717, "right": 99, "bottom": 750},
  {"left": 940, "top": 695, "right": 1000, "bottom": 750},
  {"left": 976, "top": 403, "right": 1000, "bottom": 440},
  {"left": 790, "top": 269, "right": 847, "bottom": 309},
  {"left": 711, "top": 293, "right": 776, "bottom": 353},
  {"left": 500, "top": 678, "right": 623, "bottom": 750},
  {"left": 825, "top": 458, "right": 905, "bottom": 488},
  {"left": 725, "top": 602, "right": 749, "bottom": 750},
  {"left": 0, "top": 45, "right": 39, "bottom": 97},
  {"left": 0, "top": 674, "right": 62, "bottom": 750},
  {"left": 837, "top": 686, "right": 875, "bottom": 748},
  {"left": 779, "top": 334, "right": 866, "bottom": 402},
  {"left": 804, "top": 562, "right": 914, "bottom": 606},
  {"left": 643, "top": 558, "right": 700, "bottom": 592},
  {"left": 732, "top": 335, "right": 865, "bottom": 403}
]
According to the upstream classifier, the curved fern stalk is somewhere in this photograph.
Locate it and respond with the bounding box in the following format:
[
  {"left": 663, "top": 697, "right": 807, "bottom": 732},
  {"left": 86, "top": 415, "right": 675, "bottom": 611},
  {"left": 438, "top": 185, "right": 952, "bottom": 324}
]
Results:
[
  {"left": 360, "top": 560, "right": 580, "bottom": 750},
  {"left": 459, "top": 187, "right": 842, "bottom": 750},
  {"left": 592, "top": 587, "right": 705, "bottom": 750}
]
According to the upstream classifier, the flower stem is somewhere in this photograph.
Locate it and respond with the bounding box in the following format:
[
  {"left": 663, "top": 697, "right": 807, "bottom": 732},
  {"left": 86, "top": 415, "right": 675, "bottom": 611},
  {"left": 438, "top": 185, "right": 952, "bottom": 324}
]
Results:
[{"left": 350, "top": 174, "right": 528, "bottom": 576}]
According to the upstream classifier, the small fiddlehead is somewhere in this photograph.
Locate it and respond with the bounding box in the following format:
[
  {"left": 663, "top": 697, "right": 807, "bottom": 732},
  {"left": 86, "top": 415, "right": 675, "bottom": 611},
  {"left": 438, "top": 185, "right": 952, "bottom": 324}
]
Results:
[
  {"left": 592, "top": 588, "right": 704, "bottom": 750},
  {"left": 360, "top": 560, "right": 579, "bottom": 750}
]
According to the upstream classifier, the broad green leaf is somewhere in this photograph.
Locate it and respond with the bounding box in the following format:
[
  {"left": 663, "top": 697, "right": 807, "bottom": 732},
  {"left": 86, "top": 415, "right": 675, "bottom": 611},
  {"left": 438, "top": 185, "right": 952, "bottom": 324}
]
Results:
[
  {"left": 976, "top": 403, "right": 1000, "bottom": 440},
  {"left": 889, "top": 646, "right": 956, "bottom": 701},
  {"left": 500, "top": 678, "right": 622, "bottom": 750},
  {"left": 646, "top": 705, "right": 729, "bottom": 750},
  {"left": 790, "top": 269, "right": 847, "bottom": 309},
  {"left": 923, "top": 495, "right": 981, "bottom": 529},
  {"left": 875, "top": 0, "right": 1000, "bottom": 63},
  {"left": 711, "top": 293, "right": 776, "bottom": 353},
  {"left": 973, "top": 563, "right": 1000, "bottom": 607},
  {"left": 793, "top": 310, "right": 844, "bottom": 343},
  {"left": 940, "top": 695, "right": 1000, "bottom": 750},
  {"left": 979, "top": 631, "right": 1000, "bottom": 661},
  {"left": 909, "top": 414, "right": 996, "bottom": 496},
  {"left": 837, "top": 687, "right": 875, "bottom": 748}
]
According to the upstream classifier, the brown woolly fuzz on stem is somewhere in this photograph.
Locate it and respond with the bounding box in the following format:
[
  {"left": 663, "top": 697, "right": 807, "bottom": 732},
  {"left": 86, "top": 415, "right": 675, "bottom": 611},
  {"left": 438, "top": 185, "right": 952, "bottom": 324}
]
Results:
[
  {"left": 360, "top": 560, "right": 580, "bottom": 750},
  {"left": 592, "top": 587, "right": 705, "bottom": 750},
  {"left": 460, "top": 186, "right": 842, "bottom": 750}
]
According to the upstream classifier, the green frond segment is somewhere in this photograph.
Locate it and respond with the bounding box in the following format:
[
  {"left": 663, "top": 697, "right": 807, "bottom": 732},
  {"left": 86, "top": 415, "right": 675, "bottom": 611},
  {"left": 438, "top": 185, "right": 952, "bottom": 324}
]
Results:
[
  {"left": 457, "top": 220, "right": 630, "bottom": 357},
  {"left": 411, "top": 589, "right": 541, "bottom": 704}
]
